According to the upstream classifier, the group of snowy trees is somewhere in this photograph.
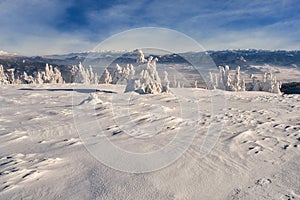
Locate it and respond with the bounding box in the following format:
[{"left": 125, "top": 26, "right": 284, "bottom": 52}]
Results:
[
  {"left": 250, "top": 72, "right": 281, "bottom": 94},
  {"left": 0, "top": 62, "right": 100, "bottom": 85},
  {"left": 0, "top": 50, "right": 282, "bottom": 94},
  {"left": 0, "top": 64, "right": 64, "bottom": 85},
  {"left": 208, "top": 65, "right": 246, "bottom": 91},
  {"left": 99, "top": 63, "right": 135, "bottom": 85},
  {"left": 125, "top": 50, "right": 165, "bottom": 94},
  {"left": 74, "top": 62, "right": 98, "bottom": 84},
  {"left": 99, "top": 49, "right": 170, "bottom": 94},
  {"left": 208, "top": 65, "right": 281, "bottom": 94}
]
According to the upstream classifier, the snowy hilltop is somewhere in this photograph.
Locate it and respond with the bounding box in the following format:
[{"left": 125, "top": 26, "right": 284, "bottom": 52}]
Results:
[{"left": 1, "top": 82, "right": 299, "bottom": 199}]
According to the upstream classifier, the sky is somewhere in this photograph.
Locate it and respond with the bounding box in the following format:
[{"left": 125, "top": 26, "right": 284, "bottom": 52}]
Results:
[{"left": 0, "top": 0, "right": 299, "bottom": 55}]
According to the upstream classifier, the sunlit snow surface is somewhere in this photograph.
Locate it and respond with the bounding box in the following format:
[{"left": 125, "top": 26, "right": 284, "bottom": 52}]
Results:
[{"left": 0, "top": 84, "right": 299, "bottom": 199}]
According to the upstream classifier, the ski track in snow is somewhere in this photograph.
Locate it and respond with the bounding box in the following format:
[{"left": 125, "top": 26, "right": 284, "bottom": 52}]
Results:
[{"left": 0, "top": 84, "right": 299, "bottom": 199}]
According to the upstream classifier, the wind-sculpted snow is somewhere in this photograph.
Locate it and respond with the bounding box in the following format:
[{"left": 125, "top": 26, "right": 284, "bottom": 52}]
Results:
[{"left": 0, "top": 84, "right": 299, "bottom": 199}]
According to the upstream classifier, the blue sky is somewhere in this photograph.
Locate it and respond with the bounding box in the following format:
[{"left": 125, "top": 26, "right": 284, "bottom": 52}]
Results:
[{"left": 0, "top": 0, "right": 299, "bottom": 55}]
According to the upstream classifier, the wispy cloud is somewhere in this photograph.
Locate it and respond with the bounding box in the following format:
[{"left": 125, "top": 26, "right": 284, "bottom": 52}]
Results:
[{"left": 0, "top": 0, "right": 299, "bottom": 55}]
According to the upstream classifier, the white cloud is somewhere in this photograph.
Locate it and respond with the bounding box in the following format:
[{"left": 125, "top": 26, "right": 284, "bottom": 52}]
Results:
[
  {"left": 0, "top": 0, "right": 299, "bottom": 55},
  {"left": 92, "top": 27, "right": 205, "bottom": 53}
]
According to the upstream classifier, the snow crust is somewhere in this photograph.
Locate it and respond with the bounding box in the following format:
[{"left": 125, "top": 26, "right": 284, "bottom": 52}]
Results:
[{"left": 0, "top": 84, "right": 299, "bottom": 199}]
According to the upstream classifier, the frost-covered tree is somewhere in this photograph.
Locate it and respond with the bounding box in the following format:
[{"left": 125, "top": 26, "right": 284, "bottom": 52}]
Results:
[
  {"left": 273, "top": 82, "right": 282, "bottom": 94},
  {"left": 111, "top": 64, "right": 123, "bottom": 84},
  {"left": 99, "top": 69, "right": 112, "bottom": 84},
  {"left": 208, "top": 72, "right": 216, "bottom": 89},
  {"left": 87, "top": 65, "right": 98, "bottom": 84},
  {"left": 125, "top": 49, "right": 163, "bottom": 94},
  {"left": 252, "top": 77, "right": 261, "bottom": 91},
  {"left": 73, "top": 62, "right": 99, "bottom": 84},
  {"left": 35, "top": 71, "right": 44, "bottom": 84},
  {"left": 0, "top": 65, "right": 9, "bottom": 84},
  {"left": 43, "top": 63, "right": 54, "bottom": 83},
  {"left": 70, "top": 66, "right": 77, "bottom": 83},
  {"left": 75, "top": 62, "right": 87, "bottom": 83},
  {"left": 135, "top": 49, "right": 147, "bottom": 64},
  {"left": 232, "top": 66, "right": 241, "bottom": 91},
  {"left": 194, "top": 80, "right": 198, "bottom": 88},
  {"left": 177, "top": 81, "right": 181, "bottom": 88},
  {"left": 162, "top": 71, "right": 171, "bottom": 93},
  {"left": 21, "top": 72, "right": 34, "bottom": 84},
  {"left": 260, "top": 72, "right": 281, "bottom": 94},
  {"left": 6, "top": 69, "right": 15, "bottom": 84},
  {"left": 53, "top": 67, "right": 64, "bottom": 83},
  {"left": 249, "top": 72, "right": 281, "bottom": 93},
  {"left": 100, "top": 63, "right": 136, "bottom": 85},
  {"left": 119, "top": 64, "right": 131, "bottom": 83},
  {"left": 128, "top": 64, "right": 135, "bottom": 80},
  {"left": 207, "top": 65, "right": 281, "bottom": 93},
  {"left": 39, "top": 64, "right": 64, "bottom": 84}
]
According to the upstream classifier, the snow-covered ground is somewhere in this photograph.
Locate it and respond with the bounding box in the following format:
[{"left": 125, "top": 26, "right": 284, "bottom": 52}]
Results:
[{"left": 0, "top": 84, "right": 299, "bottom": 199}]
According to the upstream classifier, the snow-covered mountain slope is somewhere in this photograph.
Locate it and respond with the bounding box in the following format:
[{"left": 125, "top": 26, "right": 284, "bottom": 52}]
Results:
[{"left": 0, "top": 84, "right": 299, "bottom": 199}]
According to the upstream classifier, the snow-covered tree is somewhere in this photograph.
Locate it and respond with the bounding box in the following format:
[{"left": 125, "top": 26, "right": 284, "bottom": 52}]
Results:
[
  {"left": 252, "top": 77, "right": 261, "bottom": 91},
  {"left": 75, "top": 62, "right": 87, "bottom": 83},
  {"left": 162, "top": 71, "right": 171, "bottom": 93},
  {"left": 38, "top": 64, "right": 64, "bottom": 84},
  {"left": 111, "top": 64, "right": 123, "bottom": 84},
  {"left": 73, "top": 62, "right": 98, "bottom": 84},
  {"left": 6, "top": 69, "right": 15, "bottom": 84},
  {"left": 53, "top": 67, "right": 64, "bottom": 83},
  {"left": 0, "top": 65, "right": 9, "bottom": 84},
  {"left": 128, "top": 64, "right": 135, "bottom": 80},
  {"left": 232, "top": 66, "right": 241, "bottom": 91},
  {"left": 99, "top": 69, "right": 112, "bottom": 84},
  {"left": 208, "top": 72, "right": 216, "bottom": 89},
  {"left": 125, "top": 49, "right": 163, "bottom": 94},
  {"left": 135, "top": 49, "right": 147, "bottom": 64},
  {"left": 273, "top": 82, "right": 282, "bottom": 94},
  {"left": 259, "top": 72, "right": 281, "bottom": 94},
  {"left": 35, "top": 71, "right": 43, "bottom": 84},
  {"left": 87, "top": 65, "right": 98, "bottom": 84},
  {"left": 207, "top": 65, "right": 281, "bottom": 93},
  {"left": 21, "top": 72, "right": 34, "bottom": 84}
]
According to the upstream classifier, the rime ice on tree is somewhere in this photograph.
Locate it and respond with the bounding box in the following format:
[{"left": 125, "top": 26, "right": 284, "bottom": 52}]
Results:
[
  {"left": 135, "top": 49, "right": 147, "bottom": 64},
  {"left": 208, "top": 65, "right": 281, "bottom": 94},
  {"left": 125, "top": 49, "right": 164, "bottom": 94},
  {"left": 111, "top": 64, "right": 124, "bottom": 84},
  {"left": 162, "top": 71, "right": 171, "bottom": 93},
  {"left": 0, "top": 65, "right": 9, "bottom": 84},
  {"left": 250, "top": 72, "right": 281, "bottom": 94},
  {"left": 74, "top": 62, "right": 98, "bottom": 84},
  {"left": 99, "top": 69, "right": 112, "bottom": 84},
  {"left": 21, "top": 72, "right": 34, "bottom": 84}
]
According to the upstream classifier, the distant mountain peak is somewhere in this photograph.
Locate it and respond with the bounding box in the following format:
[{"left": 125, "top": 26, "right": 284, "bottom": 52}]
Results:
[
  {"left": 0, "top": 50, "right": 8, "bottom": 55},
  {"left": 0, "top": 50, "right": 17, "bottom": 56}
]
